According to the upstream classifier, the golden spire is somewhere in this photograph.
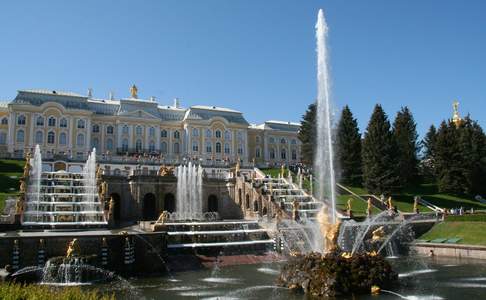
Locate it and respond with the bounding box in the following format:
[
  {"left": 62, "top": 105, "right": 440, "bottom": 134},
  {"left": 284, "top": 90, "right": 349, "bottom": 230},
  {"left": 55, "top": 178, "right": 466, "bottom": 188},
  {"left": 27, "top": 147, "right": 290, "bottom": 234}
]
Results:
[
  {"left": 452, "top": 100, "right": 463, "bottom": 127},
  {"left": 130, "top": 84, "right": 138, "bottom": 99}
]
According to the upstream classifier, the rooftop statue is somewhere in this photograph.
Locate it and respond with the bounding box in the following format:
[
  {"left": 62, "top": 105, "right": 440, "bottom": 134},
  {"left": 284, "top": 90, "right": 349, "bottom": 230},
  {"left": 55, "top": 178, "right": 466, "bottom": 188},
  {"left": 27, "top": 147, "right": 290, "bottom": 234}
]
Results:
[{"left": 130, "top": 84, "right": 138, "bottom": 99}]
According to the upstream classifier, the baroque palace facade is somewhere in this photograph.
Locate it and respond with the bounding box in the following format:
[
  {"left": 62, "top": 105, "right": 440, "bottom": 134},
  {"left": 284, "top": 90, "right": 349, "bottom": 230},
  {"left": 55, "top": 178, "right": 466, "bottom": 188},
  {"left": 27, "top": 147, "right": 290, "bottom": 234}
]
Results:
[{"left": 0, "top": 86, "right": 301, "bottom": 166}]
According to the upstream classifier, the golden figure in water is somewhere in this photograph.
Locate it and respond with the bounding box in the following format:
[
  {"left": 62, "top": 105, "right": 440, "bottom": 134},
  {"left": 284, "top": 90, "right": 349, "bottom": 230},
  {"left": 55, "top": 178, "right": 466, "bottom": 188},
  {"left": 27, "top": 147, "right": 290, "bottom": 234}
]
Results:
[
  {"left": 372, "top": 226, "right": 385, "bottom": 241},
  {"left": 66, "top": 238, "right": 81, "bottom": 257},
  {"left": 318, "top": 206, "right": 341, "bottom": 253}
]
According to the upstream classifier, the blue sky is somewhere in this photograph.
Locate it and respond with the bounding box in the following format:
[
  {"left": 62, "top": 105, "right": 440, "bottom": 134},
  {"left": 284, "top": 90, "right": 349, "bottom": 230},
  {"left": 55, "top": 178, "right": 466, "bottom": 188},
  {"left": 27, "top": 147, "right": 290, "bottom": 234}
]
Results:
[{"left": 1, "top": 0, "right": 485, "bottom": 137}]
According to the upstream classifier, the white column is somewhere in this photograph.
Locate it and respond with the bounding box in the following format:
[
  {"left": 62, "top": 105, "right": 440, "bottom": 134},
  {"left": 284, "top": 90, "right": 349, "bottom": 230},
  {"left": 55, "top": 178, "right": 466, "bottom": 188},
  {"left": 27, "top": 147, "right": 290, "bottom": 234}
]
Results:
[{"left": 86, "top": 118, "right": 91, "bottom": 152}]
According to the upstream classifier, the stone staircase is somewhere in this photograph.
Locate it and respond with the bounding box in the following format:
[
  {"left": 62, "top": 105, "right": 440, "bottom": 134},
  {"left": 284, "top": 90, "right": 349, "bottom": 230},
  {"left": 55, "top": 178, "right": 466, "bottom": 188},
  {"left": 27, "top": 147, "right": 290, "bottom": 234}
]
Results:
[{"left": 164, "top": 220, "right": 275, "bottom": 255}]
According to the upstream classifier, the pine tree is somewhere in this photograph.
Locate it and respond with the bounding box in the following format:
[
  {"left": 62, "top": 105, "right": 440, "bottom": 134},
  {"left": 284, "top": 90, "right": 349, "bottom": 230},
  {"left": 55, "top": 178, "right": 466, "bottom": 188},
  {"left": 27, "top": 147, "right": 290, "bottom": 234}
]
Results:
[
  {"left": 298, "top": 103, "right": 316, "bottom": 165},
  {"left": 362, "top": 104, "right": 399, "bottom": 194},
  {"left": 421, "top": 125, "right": 437, "bottom": 178},
  {"left": 393, "top": 107, "right": 419, "bottom": 187},
  {"left": 336, "top": 105, "right": 362, "bottom": 185}
]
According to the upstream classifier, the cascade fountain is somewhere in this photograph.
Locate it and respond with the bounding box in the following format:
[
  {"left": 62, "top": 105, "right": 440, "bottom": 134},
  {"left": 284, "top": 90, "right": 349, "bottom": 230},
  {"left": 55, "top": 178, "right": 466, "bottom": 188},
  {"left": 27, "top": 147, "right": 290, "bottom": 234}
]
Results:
[
  {"left": 21, "top": 146, "right": 106, "bottom": 227},
  {"left": 175, "top": 162, "right": 203, "bottom": 220}
]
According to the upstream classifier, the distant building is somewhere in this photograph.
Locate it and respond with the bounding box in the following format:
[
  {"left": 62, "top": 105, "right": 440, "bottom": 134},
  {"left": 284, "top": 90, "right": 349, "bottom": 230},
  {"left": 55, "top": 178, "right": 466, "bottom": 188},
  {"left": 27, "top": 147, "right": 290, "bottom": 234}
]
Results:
[{"left": 0, "top": 87, "right": 301, "bottom": 166}]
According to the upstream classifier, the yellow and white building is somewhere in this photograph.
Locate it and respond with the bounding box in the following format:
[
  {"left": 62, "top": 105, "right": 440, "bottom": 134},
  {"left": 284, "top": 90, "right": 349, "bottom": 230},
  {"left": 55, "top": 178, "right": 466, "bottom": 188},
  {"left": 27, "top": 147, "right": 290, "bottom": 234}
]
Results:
[{"left": 0, "top": 87, "right": 301, "bottom": 166}]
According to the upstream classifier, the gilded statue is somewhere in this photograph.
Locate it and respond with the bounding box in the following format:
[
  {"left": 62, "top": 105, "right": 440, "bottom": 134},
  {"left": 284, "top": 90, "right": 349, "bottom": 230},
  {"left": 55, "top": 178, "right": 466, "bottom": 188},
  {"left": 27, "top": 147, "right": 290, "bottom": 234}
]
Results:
[
  {"left": 130, "top": 84, "right": 138, "bottom": 99},
  {"left": 413, "top": 196, "right": 419, "bottom": 214},
  {"left": 96, "top": 164, "right": 103, "bottom": 180},
  {"left": 108, "top": 197, "right": 115, "bottom": 217},
  {"left": 156, "top": 210, "right": 171, "bottom": 224},
  {"left": 99, "top": 181, "right": 108, "bottom": 200},
  {"left": 15, "top": 194, "right": 24, "bottom": 214},
  {"left": 158, "top": 165, "right": 174, "bottom": 177},
  {"left": 372, "top": 226, "right": 385, "bottom": 241},
  {"left": 367, "top": 198, "right": 372, "bottom": 216},
  {"left": 235, "top": 159, "right": 240, "bottom": 175},
  {"left": 318, "top": 206, "right": 341, "bottom": 253},
  {"left": 280, "top": 164, "right": 285, "bottom": 178},
  {"left": 22, "top": 163, "right": 31, "bottom": 179},
  {"left": 19, "top": 180, "right": 27, "bottom": 194},
  {"left": 387, "top": 197, "right": 393, "bottom": 210},
  {"left": 66, "top": 238, "right": 81, "bottom": 258},
  {"left": 346, "top": 198, "right": 353, "bottom": 218},
  {"left": 291, "top": 199, "right": 300, "bottom": 221}
]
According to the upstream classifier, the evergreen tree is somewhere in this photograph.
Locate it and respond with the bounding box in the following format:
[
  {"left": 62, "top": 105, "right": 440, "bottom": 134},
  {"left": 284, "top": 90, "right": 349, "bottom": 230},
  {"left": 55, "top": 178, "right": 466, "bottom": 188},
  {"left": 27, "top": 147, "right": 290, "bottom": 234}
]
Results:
[
  {"left": 421, "top": 125, "right": 438, "bottom": 178},
  {"left": 393, "top": 107, "right": 419, "bottom": 187},
  {"left": 336, "top": 105, "right": 362, "bottom": 185},
  {"left": 362, "top": 104, "right": 400, "bottom": 194},
  {"left": 298, "top": 103, "right": 316, "bottom": 165}
]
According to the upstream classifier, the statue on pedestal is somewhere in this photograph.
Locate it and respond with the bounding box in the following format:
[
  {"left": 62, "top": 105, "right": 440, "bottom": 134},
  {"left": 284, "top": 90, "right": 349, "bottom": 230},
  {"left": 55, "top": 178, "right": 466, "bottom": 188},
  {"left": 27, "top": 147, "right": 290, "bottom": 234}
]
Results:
[
  {"left": 66, "top": 239, "right": 81, "bottom": 258},
  {"left": 413, "top": 196, "right": 420, "bottom": 214},
  {"left": 367, "top": 198, "right": 372, "bottom": 217},
  {"left": 346, "top": 198, "right": 353, "bottom": 218}
]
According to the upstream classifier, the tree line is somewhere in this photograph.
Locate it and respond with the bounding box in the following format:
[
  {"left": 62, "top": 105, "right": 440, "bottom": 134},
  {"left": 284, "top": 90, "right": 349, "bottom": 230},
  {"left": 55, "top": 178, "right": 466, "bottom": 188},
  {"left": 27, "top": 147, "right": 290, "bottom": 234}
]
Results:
[{"left": 298, "top": 103, "right": 486, "bottom": 196}]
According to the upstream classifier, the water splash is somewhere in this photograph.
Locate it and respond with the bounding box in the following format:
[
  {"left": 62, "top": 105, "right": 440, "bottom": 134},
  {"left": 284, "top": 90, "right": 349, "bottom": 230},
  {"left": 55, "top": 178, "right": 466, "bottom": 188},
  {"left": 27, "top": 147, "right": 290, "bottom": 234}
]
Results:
[{"left": 176, "top": 162, "right": 203, "bottom": 220}]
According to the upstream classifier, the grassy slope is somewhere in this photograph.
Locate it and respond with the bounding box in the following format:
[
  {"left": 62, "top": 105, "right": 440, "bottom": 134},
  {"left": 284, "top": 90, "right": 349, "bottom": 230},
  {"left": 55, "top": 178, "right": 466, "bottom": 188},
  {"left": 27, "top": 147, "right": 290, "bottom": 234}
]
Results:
[
  {"left": 0, "top": 282, "right": 113, "bottom": 300},
  {"left": 420, "top": 221, "right": 486, "bottom": 245},
  {"left": 0, "top": 159, "right": 24, "bottom": 211}
]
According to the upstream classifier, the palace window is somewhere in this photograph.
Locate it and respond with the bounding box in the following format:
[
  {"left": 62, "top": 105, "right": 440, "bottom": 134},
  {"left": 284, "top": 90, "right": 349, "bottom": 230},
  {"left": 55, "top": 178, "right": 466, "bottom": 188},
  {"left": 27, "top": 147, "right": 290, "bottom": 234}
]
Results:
[
  {"left": 224, "top": 130, "right": 231, "bottom": 140},
  {"left": 0, "top": 132, "right": 6, "bottom": 144},
  {"left": 161, "top": 129, "right": 167, "bottom": 138},
  {"left": 136, "top": 139, "right": 142, "bottom": 152},
  {"left": 123, "top": 125, "right": 129, "bottom": 134},
  {"left": 291, "top": 139, "right": 297, "bottom": 145},
  {"left": 292, "top": 149, "right": 297, "bottom": 160},
  {"left": 192, "top": 128, "right": 199, "bottom": 136},
  {"left": 16, "top": 130, "right": 24, "bottom": 143},
  {"left": 160, "top": 141, "right": 167, "bottom": 153},
  {"left": 106, "top": 125, "right": 114, "bottom": 134},
  {"left": 92, "top": 137, "right": 99, "bottom": 149},
  {"left": 149, "top": 127, "right": 155, "bottom": 137},
  {"left": 206, "top": 142, "right": 212, "bottom": 153},
  {"left": 215, "top": 142, "right": 222, "bottom": 153},
  {"left": 36, "top": 116, "right": 44, "bottom": 126},
  {"left": 17, "top": 115, "right": 26, "bottom": 125},
  {"left": 281, "top": 148, "right": 287, "bottom": 160},
  {"left": 192, "top": 141, "right": 199, "bottom": 152},
  {"left": 48, "top": 117, "right": 56, "bottom": 127},
  {"left": 238, "top": 144, "right": 243, "bottom": 155},
  {"left": 173, "top": 130, "right": 180, "bottom": 139},
  {"left": 269, "top": 137, "right": 275, "bottom": 144},
  {"left": 122, "top": 139, "right": 129, "bottom": 152},
  {"left": 59, "top": 133, "right": 67, "bottom": 145},
  {"left": 92, "top": 124, "right": 100, "bottom": 133},
  {"left": 149, "top": 141, "right": 155, "bottom": 152},
  {"left": 215, "top": 130, "right": 222, "bottom": 139},
  {"left": 76, "top": 133, "right": 85, "bottom": 146},
  {"left": 280, "top": 138, "right": 286, "bottom": 144},
  {"left": 237, "top": 131, "right": 243, "bottom": 140},
  {"left": 206, "top": 129, "right": 212, "bottom": 138},
  {"left": 1, "top": 118, "right": 7, "bottom": 125},
  {"left": 269, "top": 148, "right": 275, "bottom": 159},
  {"left": 173, "top": 142, "right": 180, "bottom": 154},
  {"left": 136, "top": 126, "right": 142, "bottom": 135},
  {"left": 77, "top": 119, "right": 85, "bottom": 129},
  {"left": 224, "top": 143, "right": 230, "bottom": 154},
  {"left": 106, "top": 138, "right": 113, "bottom": 150},
  {"left": 35, "top": 131, "right": 43, "bottom": 144},
  {"left": 256, "top": 147, "right": 261, "bottom": 158},
  {"left": 60, "top": 118, "right": 68, "bottom": 128},
  {"left": 256, "top": 136, "right": 260, "bottom": 143}
]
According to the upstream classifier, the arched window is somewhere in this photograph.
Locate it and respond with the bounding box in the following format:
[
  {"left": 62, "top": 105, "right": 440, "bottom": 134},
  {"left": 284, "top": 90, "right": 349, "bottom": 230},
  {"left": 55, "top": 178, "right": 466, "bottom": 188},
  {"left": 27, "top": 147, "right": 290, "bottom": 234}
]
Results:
[
  {"left": 60, "top": 118, "right": 67, "bottom": 128},
  {"left": 161, "top": 129, "right": 167, "bottom": 138},
  {"left": 1, "top": 118, "right": 7, "bottom": 125},
  {"left": 122, "top": 125, "right": 129, "bottom": 134},
  {"left": 291, "top": 139, "right": 297, "bottom": 145},
  {"left": 280, "top": 138, "right": 286, "bottom": 144},
  {"left": 255, "top": 147, "right": 261, "bottom": 158},
  {"left": 136, "top": 126, "right": 142, "bottom": 135},
  {"left": 173, "top": 130, "right": 180, "bottom": 139},
  {"left": 36, "top": 116, "right": 44, "bottom": 126},
  {"left": 192, "top": 128, "right": 199, "bottom": 136},
  {"left": 292, "top": 149, "right": 297, "bottom": 160},
  {"left": 92, "top": 124, "right": 99, "bottom": 133},
  {"left": 77, "top": 119, "right": 85, "bottom": 129},
  {"left": 224, "top": 130, "right": 231, "bottom": 140},
  {"left": 16, "top": 130, "right": 24, "bottom": 143},
  {"left": 237, "top": 131, "right": 243, "bottom": 140},
  {"left": 206, "top": 142, "right": 212, "bottom": 153},
  {"left": 48, "top": 117, "right": 56, "bottom": 127},
  {"left": 215, "top": 130, "right": 222, "bottom": 139},
  {"left": 224, "top": 143, "right": 230, "bottom": 154},
  {"left": 173, "top": 142, "right": 180, "bottom": 154},
  {"left": 92, "top": 137, "right": 99, "bottom": 149},
  {"left": 281, "top": 148, "right": 286, "bottom": 160},
  {"left": 149, "top": 141, "right": 155, "bottom": 152},
  {"left": 206, "top": 129, "right": 212, "bottom": 138},
  {"left": 192, "top": 141, "right": 199, "bottom": 152},
  {"left": 215, "top": 142, "right": 222, "bottom": 153},
  {"left": 17, "top": 115, "right": 26, "bottom": 125},
  {"left": 245, "top": 194, "right": 250, "bottom": 209},
  {"left": 136, "top": 139, "right": 142, "bottom": 152},
  {"left": 0, "top": 132, "right": 6, "bottom": 144},
  {"left": 59, "top": 132, "right": 67, "bottom": 145},
  {"left": 253, "top": 200, "right": 259, "bottom": 212},
  {"left": 76, "top": 133, "right": 85, "bottom": 146},
  {"left": 122, "top": 139, "right": 128, "bottom": 152},
  {"left": 269, "top": 137, "right": 275, "bottom": 144},
  {"left": 106, "top": 125, "right": 114, "bottom": 134},
  {"left": 106, "top": 138, "right": 113, "bottom": 150},
  {"left": 149, "top": 127, "right": 155, "bottom": 137},
  {"left": 35, "top": 131, "right": 43, "bottom": 144},
  {"left": 160, "top": 141, "right": 167, "bottom": 153},
  {"left": 237, "top": 144, "right": 243, "bottom": 155},
  {"left": 270, "top": 148, "right": 275, "bottom": 159}
]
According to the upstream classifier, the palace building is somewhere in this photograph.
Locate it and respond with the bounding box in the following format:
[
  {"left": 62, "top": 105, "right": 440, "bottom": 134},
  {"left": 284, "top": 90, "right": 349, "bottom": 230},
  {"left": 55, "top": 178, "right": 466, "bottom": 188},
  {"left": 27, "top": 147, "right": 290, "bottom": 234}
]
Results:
[{"left": 0, "top": 86, "right": 301, "bottom": 166}]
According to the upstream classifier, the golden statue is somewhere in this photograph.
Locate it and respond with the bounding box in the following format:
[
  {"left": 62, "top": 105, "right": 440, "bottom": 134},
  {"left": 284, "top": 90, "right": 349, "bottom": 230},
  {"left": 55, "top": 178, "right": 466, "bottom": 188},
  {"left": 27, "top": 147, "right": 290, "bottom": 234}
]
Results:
[
  {"left": 235, "top": 159, "right": 240, "bottom": 175},
  {"left": 15, "top": 194, "right": 24, "bottom": 214},
  {"left": 387, "top": 196, "right": 393, "bottom": 210},
  {"left": 108, "top": 197, "right": 115, "bottom": 217},
  {"left": 19, "top": 180, "right": 27, "bottom": 194},
  {"left": 99, "top": 181, "right": 108, "bottom": 200},
  {"left": 452, "top": 100, "right": 463, "bottom": 127},
  {"left": 346, "top": 198, "right": 353, "bottom": 217},
  {"left": 291, "top": 199, "right": 300, "bottom": 221},
  {"left": 156, "top": 210, "right": 171, "bottom": 224},
  {"left": 372, "top": 226, "right": 385, "bottom": 241},
  {"left": 413, "top": 197, "right": 419, "bottom": 214},
  {"left": 130, "top": 84, "right": 138, "bottom": 99},
  {"left": 96, "top": 164, "right": 103, "bottom": 180},
  {"left": 102, "top": 237, "right": 108, "bottom": 247},
  {"left": 39, "top": 239, "right": 45, "bottom": 249},
  {"left": 158, "top": 165, "right": 175, "bottom": 177},
  {"left": 280, "top": 164, "right": 285, "bottom": 178},
  {"left": 318, "top": 206, "right": 341, "bottom": 253},
  {"left": 22, "top": 162, "right": 31, "bottom": 179},
  {"left": 367, "top": 198, "right": 372, "bottom": 216},
  {"left": 66, "top": 238, "right": 81, "bottom": 258}
]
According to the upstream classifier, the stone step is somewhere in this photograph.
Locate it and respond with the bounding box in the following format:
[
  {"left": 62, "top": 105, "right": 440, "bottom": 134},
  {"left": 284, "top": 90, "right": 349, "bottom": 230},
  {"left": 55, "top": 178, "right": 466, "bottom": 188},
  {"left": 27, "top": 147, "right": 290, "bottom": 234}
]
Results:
[{"left": 167, "top": 239, "right": 275, "bottom": 249}]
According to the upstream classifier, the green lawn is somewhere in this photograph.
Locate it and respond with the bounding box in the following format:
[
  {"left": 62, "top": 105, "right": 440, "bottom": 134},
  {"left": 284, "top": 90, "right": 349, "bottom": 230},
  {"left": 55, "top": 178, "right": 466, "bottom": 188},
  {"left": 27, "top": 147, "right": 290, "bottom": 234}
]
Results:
[
  {"left": 336, "top": 195, "right": 381, "bottom": 216},
  {"left": 0, "top": 159, "right": 24, "bottom": 211},
  {"left": 420, "top": 221, "right": 486, "bottom": 246}
]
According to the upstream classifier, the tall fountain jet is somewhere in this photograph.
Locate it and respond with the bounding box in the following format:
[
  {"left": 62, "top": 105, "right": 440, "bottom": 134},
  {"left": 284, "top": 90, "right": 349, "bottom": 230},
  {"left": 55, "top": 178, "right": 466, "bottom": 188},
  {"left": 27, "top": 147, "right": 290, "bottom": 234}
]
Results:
[
  {"left": 176, "top": 162, "right": 203, "bottom": 220},
  {"left": 315, "top": 9, "right": 337, "bottom": 224}
]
